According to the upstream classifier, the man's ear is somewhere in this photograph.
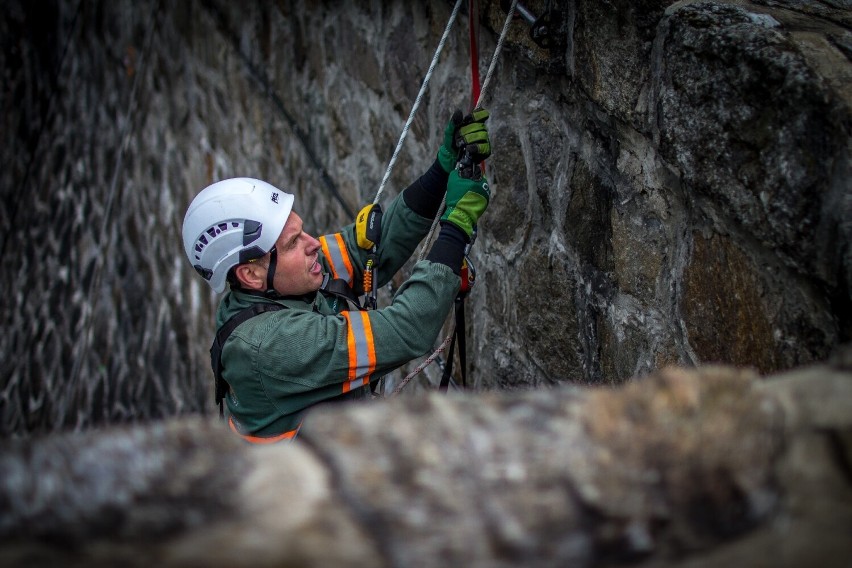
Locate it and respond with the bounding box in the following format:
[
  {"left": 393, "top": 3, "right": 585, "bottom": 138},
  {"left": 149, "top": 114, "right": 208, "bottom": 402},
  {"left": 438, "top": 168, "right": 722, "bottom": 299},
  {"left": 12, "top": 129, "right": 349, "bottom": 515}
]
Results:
[{"left": 233, "top": 262, "right": 266, "bottom": 291}]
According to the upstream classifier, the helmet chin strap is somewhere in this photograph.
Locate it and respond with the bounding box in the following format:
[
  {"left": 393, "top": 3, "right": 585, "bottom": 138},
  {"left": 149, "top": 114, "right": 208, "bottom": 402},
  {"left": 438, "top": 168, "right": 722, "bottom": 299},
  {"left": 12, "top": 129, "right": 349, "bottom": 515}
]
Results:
[{"left": 265, "top": 247, "right": 278, "bottom": 295}]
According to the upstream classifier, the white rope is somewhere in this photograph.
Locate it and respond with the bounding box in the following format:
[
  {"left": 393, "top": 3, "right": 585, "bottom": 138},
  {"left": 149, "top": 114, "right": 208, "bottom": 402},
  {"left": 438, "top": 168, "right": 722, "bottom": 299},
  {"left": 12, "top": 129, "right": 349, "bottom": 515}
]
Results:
[
  {"left": 373, "top": 0, "right": 465, "bottom": 205},
  {"left": 400, "top": 2, "right": 520, "bottom": 391},
  {"left": 416, "top": 0, "right": 518, "bottom": 263},
  {"left": 475, "top": 0, "right": 517, "bottom": 109},
  {"left": 417, "top": 0, "right": 518, "bottom": 261}
]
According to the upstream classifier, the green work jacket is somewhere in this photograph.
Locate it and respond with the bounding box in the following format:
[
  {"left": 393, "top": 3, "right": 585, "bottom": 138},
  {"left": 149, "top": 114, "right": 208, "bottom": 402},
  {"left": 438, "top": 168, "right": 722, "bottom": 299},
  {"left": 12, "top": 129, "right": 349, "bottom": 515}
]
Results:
[{"left": 215, "top": 191, "right": 459, "bottom": 441}]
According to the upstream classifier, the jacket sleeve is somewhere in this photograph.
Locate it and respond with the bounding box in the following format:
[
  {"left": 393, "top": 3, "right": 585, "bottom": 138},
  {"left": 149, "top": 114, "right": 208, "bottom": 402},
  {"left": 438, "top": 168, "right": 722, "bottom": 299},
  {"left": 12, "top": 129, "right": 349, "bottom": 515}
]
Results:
[
  {"left": 318, "top": 159, "right": 448, "bottom": 294},
  {"left": 242, "top": 260, "right": 459, "bottom": 399}
]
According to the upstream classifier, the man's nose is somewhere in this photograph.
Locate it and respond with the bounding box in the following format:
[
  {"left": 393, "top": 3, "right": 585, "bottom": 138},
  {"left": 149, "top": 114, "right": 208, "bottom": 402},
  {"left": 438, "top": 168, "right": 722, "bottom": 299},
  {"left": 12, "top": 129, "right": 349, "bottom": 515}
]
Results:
[{"left": 306, "top": 234, "right": 321, "bottom": 253}]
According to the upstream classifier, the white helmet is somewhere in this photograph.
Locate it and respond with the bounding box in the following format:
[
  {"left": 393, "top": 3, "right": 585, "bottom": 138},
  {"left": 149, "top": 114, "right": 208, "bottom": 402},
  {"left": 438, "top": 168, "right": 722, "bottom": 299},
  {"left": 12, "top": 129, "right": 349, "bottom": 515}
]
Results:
[{"left": 182, "top": 178, "right": 294, "bottom": 293}]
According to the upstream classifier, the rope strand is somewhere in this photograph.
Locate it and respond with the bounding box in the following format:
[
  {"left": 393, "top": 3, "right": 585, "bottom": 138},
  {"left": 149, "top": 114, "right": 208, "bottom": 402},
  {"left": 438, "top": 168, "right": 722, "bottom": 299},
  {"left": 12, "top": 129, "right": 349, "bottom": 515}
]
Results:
[
  {"left": 373, "top": 0, "right": 465, "bottom": 205},
  {"left": 476, "top": 0, "right": 517, "bottom": 109},
  {"left": 391, "top": 329, "right": 455, "bottom": 396},
  {"left": 401, "top": 1, "right": 519, "bottom": 391},
  {"left": 417, "top": 0, "right": 517, "bottom": 263}
]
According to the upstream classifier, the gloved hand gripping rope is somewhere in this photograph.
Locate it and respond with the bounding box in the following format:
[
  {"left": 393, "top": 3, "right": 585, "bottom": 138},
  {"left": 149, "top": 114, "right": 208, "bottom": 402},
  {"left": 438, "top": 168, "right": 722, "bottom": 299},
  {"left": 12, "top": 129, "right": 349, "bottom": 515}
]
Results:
[
  {"left": 391, "top": 108, "right": 492, "bottom": 395},
  {"left": 379, "top": 0, "right": 519, "bottom": 395}
]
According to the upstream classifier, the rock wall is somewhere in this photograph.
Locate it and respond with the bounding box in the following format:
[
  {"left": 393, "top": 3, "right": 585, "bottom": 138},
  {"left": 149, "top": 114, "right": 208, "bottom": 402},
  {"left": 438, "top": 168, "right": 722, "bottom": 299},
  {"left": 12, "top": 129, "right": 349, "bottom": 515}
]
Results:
[
  {"left": 0, "top": 0, "right": 849, "bottom": 434},
  {"left": 1, "top": 359, "right": 850, "bottom": 566}
]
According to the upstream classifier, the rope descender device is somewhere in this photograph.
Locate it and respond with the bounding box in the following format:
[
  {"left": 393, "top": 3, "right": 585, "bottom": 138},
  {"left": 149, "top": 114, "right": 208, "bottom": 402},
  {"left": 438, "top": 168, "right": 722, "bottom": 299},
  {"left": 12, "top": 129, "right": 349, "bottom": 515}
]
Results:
[
  {"left": 356, "top": 202, "right": 383, "bottom": 309},
  {"left": 456, "top": 145, "right": 484, "bottom": 181}
]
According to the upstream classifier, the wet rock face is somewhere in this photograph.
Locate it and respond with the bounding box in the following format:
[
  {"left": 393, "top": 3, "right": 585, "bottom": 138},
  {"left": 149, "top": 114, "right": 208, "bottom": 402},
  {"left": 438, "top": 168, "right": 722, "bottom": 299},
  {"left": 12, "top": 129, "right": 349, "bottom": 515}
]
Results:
[
  {"left": 571, "top": 0, "right": 672, "bottom": 127},
  {"left": 0, "top": 0, "right": 850, "bottom": 433}
]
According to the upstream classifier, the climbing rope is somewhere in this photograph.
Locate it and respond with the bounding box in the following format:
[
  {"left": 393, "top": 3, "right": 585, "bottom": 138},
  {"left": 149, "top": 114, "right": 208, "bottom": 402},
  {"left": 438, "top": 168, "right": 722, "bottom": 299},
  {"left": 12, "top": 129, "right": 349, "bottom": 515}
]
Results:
[
  {"left": 416, "top": 0, "right": 518, "bottom": 263},
  {"left": 469, "top": 0, "right": 482, "bottom": 110},
  {"left": 373, "top": 0, "right": 517, "bottom": 207},
  {"left": 392, "top": 0, "right": 519, "bottom": 395},
  {"left": 390, "top": 333, "right": 454, "bottom": 396},
  {"left": 477, "top": 0, "right": 517, "bottom": 109},
  {"left": 373, "top": 0, "right": 465, "bottom": 205}
]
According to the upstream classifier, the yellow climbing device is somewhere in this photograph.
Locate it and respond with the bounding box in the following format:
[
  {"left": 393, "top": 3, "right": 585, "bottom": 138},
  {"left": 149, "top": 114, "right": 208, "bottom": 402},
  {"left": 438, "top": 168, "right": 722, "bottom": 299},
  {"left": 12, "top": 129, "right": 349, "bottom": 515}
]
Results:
[{"left": 355, "top": 203, "right": 383, "bottom": 250}]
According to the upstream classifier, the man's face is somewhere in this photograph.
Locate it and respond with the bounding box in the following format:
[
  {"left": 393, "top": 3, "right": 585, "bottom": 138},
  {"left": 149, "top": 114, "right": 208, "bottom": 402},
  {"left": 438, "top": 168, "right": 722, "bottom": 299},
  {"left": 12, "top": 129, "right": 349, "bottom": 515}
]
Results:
[{"left": 266, "top": 212, "right": 324, "bottom": 296}]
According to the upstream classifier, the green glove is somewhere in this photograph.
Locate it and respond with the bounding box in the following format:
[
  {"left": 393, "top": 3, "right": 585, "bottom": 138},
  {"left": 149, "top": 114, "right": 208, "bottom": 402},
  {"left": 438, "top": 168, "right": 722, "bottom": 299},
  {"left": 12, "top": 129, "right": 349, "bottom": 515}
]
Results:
[
  {"left": 441, "top": 169, "right": 491, "bottom": 239},
  {"left": 437, "top": 108, "right": 491, "bottom": 173}
]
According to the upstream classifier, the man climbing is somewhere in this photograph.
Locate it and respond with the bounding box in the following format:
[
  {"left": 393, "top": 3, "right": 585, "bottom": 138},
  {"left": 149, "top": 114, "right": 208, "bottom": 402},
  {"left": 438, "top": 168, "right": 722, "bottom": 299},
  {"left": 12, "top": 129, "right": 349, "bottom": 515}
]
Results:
[{"left": 181, "top": 109, "right": 492, "bottom": 443}]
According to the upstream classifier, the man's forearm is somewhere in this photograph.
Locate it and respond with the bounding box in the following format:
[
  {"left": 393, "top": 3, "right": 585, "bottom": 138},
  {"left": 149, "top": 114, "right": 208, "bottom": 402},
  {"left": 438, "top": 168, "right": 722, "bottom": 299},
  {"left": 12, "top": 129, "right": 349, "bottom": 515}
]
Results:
[{"left": 402, "top": 159, "right": 449, "bottom": 219}]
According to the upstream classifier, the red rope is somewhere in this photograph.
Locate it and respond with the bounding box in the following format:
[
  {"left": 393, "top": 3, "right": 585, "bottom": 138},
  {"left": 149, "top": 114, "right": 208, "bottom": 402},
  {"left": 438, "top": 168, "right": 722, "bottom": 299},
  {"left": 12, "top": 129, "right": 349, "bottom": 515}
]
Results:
[{"left": 468, "top": 0, "right": 485, "bottom": 173}]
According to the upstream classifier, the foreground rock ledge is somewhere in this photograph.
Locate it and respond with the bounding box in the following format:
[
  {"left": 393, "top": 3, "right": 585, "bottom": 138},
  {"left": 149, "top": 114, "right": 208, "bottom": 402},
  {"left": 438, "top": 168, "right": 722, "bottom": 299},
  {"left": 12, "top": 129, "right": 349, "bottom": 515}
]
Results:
[{"left": 1, "top": 360, "right": 850, "bottom": 567}]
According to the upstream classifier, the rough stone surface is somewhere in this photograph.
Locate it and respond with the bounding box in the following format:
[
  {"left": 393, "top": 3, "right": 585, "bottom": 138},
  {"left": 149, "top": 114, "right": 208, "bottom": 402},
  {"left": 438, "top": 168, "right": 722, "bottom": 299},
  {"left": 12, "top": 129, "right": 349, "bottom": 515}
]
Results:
[
  {"left": 0, "top": 361, "right": 849, "bottom": 567},
  {"left": 656, "top": 2, "right": 847, "bottom": 283},
  {"left": 0, "top": 0, "right": 849, "bottom": 435},
  {"left": 682, "top": 231, "right": 838, "bottom": 372}
]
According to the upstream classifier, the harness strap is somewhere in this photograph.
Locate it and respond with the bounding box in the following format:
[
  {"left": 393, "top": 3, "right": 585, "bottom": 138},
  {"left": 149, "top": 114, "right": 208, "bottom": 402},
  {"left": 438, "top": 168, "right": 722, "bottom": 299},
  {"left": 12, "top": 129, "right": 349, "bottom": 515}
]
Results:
[
  {"left": 321, "top": 274, "right": 367, "bottom": 311},
  {"left": 210, "top": 302, "right": 286, "bottom": 417},
  {"left": 439, "top": 297, "right": 468, "bottom": 391},
  {"left": 265, "top": 246, "right": 278, "bottom": 294}
]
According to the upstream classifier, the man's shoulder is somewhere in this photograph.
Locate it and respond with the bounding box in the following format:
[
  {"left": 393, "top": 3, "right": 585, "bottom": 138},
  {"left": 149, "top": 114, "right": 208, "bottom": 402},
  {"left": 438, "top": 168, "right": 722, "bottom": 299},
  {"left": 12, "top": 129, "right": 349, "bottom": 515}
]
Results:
[{"left": 217, "top": 290, "right": 316, "bottom": 328}]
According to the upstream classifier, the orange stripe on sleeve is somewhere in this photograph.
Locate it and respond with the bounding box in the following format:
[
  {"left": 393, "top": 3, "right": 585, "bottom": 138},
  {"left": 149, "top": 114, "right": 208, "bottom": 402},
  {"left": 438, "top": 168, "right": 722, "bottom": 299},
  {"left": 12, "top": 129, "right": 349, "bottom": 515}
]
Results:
[
  {"left": 341, "top": 311, "right": 378, "bottom": 393},
  {"left": 359, "top": 311, "right": 377, "bottom": 376},
  {"left": 342, "top": 312, "right": 357, "bottom": 392},
  {"left": 319, "top": 236, "right": 339, "bottom": 280},
  {"left": 333, "top": 233, "right": 355, "bottom": 284}
]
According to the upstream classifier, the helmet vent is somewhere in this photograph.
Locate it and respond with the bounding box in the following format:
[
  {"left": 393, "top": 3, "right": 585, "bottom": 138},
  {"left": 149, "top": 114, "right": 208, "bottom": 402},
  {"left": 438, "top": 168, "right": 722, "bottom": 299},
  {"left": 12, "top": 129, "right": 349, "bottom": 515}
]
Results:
[{"left": 193, "top": 221, "right": 245, "bottom": 261}]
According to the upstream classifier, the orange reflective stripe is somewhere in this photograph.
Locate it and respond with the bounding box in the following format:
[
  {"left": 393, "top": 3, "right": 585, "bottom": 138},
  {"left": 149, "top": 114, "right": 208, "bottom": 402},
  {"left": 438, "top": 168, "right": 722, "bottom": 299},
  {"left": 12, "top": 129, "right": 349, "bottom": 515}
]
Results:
[
  {"left": 341, "top": 311, "right": 376, "bottom": 393},
  {"left": 319, "top": 233, "right": 355, "bottom": 285},
  {"left": 229, "top": 416, "right": 300, "bottom": 444},
  {"left": 362, "top": 311, "right": 376, "bottom": 363},
  {"left": 319, "top": 235, "right": 338, "bottom": 279},
  {"left": 334, "top": 233, "right": 355, "bottom": 282},
  {"left": 342, "top": 312, "right": 359, "bottom": 390}
]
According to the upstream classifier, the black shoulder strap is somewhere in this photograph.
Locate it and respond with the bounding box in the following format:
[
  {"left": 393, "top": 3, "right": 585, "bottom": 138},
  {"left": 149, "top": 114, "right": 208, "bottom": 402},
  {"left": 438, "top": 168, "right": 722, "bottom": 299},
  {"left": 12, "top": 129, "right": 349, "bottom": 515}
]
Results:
[
  {"left": 210, "top": 302, "right": 286, "bottom": 417},
  {"left": 320, "top": 274, "right": 366, "bottom": 311}
]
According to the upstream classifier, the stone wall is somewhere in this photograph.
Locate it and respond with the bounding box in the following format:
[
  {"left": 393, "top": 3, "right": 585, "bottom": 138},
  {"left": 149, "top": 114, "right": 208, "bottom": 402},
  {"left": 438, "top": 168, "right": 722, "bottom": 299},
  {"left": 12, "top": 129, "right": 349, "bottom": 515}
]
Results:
[
  {"left": 2, "top": 359, "right": 851, "bottom": 566},
  {"left": 0, "top": 0, "right": 849, "bottom": 434},
  {"left": 475, "top": 0, "right": 851, "bottom": 387}
]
